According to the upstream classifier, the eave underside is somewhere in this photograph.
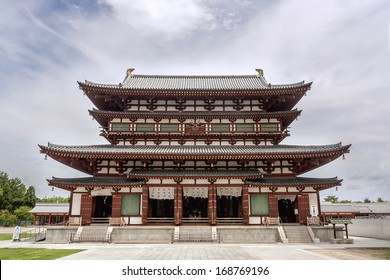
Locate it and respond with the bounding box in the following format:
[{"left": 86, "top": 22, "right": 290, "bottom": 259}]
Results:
[
  {"left": 90, "top": 109, "right": 300, "bottom": 131},
  {"left": 246, "top": 177, "right": 342, "bottom": 191},
  {"left": 39, "top": 143, "right": 350, "bottom": 176},
  {"left": 48, "top": 175, "right": 341, "bottom": 192},
  {"left": 48, "top": 176, "right": 144, "bottom": 191}
]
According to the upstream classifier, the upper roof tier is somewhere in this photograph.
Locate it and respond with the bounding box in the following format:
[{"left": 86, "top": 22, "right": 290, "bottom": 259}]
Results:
[
  {"left": 78, "top": 69, "right": 312, "bottom": 112},
  {"left": 82, "top": 70, "right": 307, "bottom": 91}
]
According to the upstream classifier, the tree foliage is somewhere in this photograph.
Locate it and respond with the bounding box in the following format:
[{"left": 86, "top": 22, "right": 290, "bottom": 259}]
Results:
[
  {"left": 24, "top": 186, "right": 36, "bottom": 207},
  {"left": 36, "top": 196, "right": 70, "bottom": 203},
  {"left": 324, "top": 195, "right": 339, "bottom": 203},
  {"left": 0, "top": 171, "right": 33, "bottom": 212},
  {"left": 0, "top": 210, "right": 18, "bottom": 226},
  {"left": 323, "top": 195, "right": 388, "bottom": 203},
  {"left": 14, "top": 206, "right": 34, "bottom": 221}
]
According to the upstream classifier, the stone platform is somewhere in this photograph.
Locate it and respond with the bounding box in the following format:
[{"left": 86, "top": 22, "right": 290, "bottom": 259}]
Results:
[{"left": 44, "top": 224, "right": 339, "bottom": 244}]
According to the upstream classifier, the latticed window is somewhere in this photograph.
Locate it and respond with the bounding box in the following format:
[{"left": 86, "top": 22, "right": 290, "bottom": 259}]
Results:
[
  {"left": 136, "top": 124, "right": 155, "bottom": 132},
  {"left": 121, "top": 194, "right": 141, "bottom": 215},
  {"left": 211, "top": 124, "right": 230, "bottom": 132},
  {"left": 250, "top": 194, "right": 269, "bottom": 215},
  {"left": 160, "top": 124, "right": 179, "bottom": 132},
  {"left": 260, "top": 123, "right": 279, "bottom": 132},
  {"left": 236, "top": 124, "right": 254, "bottom": 132},
  {"left": 111, "top": 123, "right": 130, "bottom": 131}
]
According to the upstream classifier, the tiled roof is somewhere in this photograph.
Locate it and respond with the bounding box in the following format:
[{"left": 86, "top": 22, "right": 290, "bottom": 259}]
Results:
[
  {"left": 48, "top": 176, "right": 144, "bottom": 186},
  {"left": 29, "top": 203, "right": 69, "bottom": 214},
  {"left": 246, "top": 177, "right": 342, "bottom": 186},
  {"left": 320, "top": 203, "right": 390, "bottom": 214},
  {"left": 128, "top": 169, "right": 262, "bottom": 179},
  {"left": 40, "top": 143, "right": 350, "bottom": 159},
  {"left": 80, "top": 74, "right": 308, "bottom": 91}
]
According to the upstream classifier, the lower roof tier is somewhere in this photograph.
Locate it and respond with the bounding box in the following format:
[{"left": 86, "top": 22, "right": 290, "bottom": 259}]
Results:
[
  {"left": 47, "top": 176, "right": 341, "bottom": 192},
  {"left": 39, "top": 143, "right": 350, "bottom": 176}
]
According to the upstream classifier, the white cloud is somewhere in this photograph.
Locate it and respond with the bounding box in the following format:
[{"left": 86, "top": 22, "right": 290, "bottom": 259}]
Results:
[
  {"left": 0, "top": 0, "right": 389, "bottom": 201},
  {"left": 105, "top": 0, "right": 217, "bottom": 40}
]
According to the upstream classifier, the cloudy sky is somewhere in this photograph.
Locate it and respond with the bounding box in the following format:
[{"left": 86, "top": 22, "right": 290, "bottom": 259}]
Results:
[{"left": 0, "top": 0, "right": 389, "bottom": 201}]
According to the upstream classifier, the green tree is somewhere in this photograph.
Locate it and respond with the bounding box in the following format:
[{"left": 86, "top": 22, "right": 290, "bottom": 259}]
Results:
[
  {"left": 324, "top": 195, "right": 339, "bottom": 203},
  {"left": 24, "top": 186, "right": 36, "bottom": 208},
  {"left": 36, "top": 196, "right": 70, "bottom": 203},
  {"left": 377, "top": 197, "right": 385, "bottom": 203},
  {"left": 339, "top": 200, "right": 352, "bottom": 203},
  {"left": 14, "top": 206, "right": 34, "bottom": 222},
  {"left": 0, "top": 171, "right": 27, "bottom": 212},
  {"left": 0, "top": 210, "right": 18, "bottom": 226},
  {"left": 364, "top": 198, "right": 372, "bottom": 203}
]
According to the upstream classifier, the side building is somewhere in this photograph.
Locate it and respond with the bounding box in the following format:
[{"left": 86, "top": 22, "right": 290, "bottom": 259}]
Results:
[{"left": 39, "top": 68, "right": 350, "bottom": 226}]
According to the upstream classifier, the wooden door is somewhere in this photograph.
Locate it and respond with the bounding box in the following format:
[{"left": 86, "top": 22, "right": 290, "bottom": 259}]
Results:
[
  {"left": 80, "top": 194, "right": 92, "bottom": 225},
  {"left": 297, "top": 194, "right": 310, "bottom": 224}
]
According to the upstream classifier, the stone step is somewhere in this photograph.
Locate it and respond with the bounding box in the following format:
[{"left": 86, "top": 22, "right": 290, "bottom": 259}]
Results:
[{"left": 283, "top": 226, "right": 313, "bottom": 243}]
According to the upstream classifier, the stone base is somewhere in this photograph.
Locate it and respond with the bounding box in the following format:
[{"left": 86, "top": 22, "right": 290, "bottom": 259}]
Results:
[{"left": 330, "top": 238, "right": 354, "bottom": 244}]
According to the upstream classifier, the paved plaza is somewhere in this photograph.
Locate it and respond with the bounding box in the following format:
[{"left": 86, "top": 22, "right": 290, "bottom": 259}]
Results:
[{"left": 1, "top": 236, "right": 389, "bottom": 260}]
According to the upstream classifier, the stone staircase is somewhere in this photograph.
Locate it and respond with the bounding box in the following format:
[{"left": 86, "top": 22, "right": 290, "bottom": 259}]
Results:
[
  {"left": 70, "top": 225, "right": 112, "bottom": 243},
  {"left": 172, "top": 226, "right": 220, "bottom": 242},
  {"left": 283, "top": 226, "right": 313, "bottom": 243}
]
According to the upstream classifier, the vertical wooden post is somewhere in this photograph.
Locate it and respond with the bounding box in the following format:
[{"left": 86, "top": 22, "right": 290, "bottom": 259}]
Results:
[
  {"left": 208, "top": 186, "right": 217, "bottom": 225},
  {"left": 141, "top": 186, "right": 149, "bottom": 225},
  {"left": 268, "top": 194, "right": 279, "bottom": 218},
  {"left": 174, "top": 185, "right": 183, "bottom": 225},
  {"left": 111, "top": 193, "right": 122, "bottom": 218},
  {"left": 297, "top": 194, "right": 310, "bottom": 224},
  {"left": 80, "top": 194, "right": 92, "bottom": 225},
  {"left": 242, "top": 185, "right": 249, "bottom": 225}
]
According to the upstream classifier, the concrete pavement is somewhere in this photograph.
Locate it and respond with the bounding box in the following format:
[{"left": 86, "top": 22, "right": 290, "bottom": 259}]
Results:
[{"left": 1, "top": 236, "right": 390, "bottom": 260}]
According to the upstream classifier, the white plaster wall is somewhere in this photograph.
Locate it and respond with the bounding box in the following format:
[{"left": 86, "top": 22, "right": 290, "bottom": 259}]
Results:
[
  {"left": 309, "top": 193, "right": 318, "bottom": 216},
  {"left": 129, "top": 217, "right": 142, "bottom": 224},
  {"left": 249, "top": 216, "right": 261, "bottom": 224},
  {"left": 71, "top": 193, "right": 81, "bottom": 216},
  {"left": 349, "top": 218, "right": 390, "bottom": 240}
]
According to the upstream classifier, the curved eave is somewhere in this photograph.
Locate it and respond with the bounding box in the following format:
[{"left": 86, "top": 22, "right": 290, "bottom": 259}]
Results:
[
  {"left": 47, "top": 176, "right": 144, "bottom": 190},
  {"left": 39, "top": 143, "right": 351, "bottom": 161},
  {"left": 78, "top": 80, "right": 312, "bottom": 98},
  {"left": 89, "top": 108, "right": 301, "bottom": 128},
  {"left": 246, "top": 177, "right": 342, "bottom": 191}
]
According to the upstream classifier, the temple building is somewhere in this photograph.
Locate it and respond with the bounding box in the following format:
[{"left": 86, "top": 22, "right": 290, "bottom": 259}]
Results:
[{"left": 39, "top": 68, "right": 351, "bottom": 226}]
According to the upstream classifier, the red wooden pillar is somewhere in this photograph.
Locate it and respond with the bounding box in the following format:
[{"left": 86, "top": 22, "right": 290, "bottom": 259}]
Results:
[
  {"left": 297, "top": 194, "right": 310, "bottom": 224},
  {"left": 268, "top": 194, "right": 279, "bottom": 218},
  {"left": 174, "top": 186, "right": 183, "bottom": 225},
  {"left": 242, "top": 185, "right": 249, "bottom": 225},
  {"left": 208, "top": 186, "right": 217, "bottom": 225},
  {"left": 80, "top": 194, "right": 92, "bottom": 225},
  {"left": 141, "top": 186, "right": 149, "bottom": 224},
  {"left": 111, "top": 193, "right": 122, "bottom": 218}
]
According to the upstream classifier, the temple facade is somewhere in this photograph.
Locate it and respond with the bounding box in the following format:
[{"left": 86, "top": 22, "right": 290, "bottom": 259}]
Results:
[{"left": 39, "top": 68, "right": 350, "bottom": 226}]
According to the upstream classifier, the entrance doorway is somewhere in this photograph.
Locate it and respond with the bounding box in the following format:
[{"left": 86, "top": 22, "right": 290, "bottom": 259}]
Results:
[
  {"left": 93, "top": 196, "right": 112, "bottom": 218},
  {"left": 148, "top": 199, "right": 174, "bottom": 218},
  {"left": 183, "top": 197, "right": 208, "bottom": 218},
  {"left": 278, "top": 198, "right": 296, "bottom": 223},
  {"left": 217, "top": 196, "right": 242, "bottom": 218}
]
